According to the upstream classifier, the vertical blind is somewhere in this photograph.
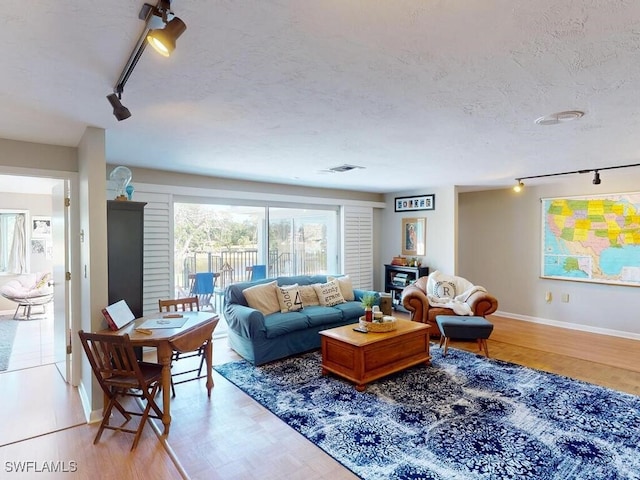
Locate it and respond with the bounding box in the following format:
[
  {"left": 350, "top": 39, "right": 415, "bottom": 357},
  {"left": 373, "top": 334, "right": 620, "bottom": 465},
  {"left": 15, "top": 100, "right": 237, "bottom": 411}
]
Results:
[
  {"left": 342, "top": 205, "right": 373, "bottom": 290},
  {"left": 135, "top": 192, "right": 173, "bottom": 315}
]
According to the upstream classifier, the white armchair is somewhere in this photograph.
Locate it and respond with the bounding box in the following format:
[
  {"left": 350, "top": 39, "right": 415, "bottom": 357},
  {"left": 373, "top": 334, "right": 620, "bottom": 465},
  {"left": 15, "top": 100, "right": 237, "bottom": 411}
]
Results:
[{"left": 0, "top": 272, "right": 53, "bottom": 319}]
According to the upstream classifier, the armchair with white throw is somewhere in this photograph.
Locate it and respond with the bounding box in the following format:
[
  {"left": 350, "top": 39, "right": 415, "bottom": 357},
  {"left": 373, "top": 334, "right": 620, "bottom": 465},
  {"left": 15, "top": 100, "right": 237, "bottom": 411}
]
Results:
[{"left": 401, "top": 270, "right": 498, "bottom": 336}]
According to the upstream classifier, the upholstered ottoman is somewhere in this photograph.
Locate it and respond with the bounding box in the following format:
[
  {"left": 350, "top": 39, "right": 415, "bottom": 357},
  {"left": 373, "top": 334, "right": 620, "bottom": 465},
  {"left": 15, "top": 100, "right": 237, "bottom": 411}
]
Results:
[{"left": 435, "top": 315, "right": 494, "bottom": 357}]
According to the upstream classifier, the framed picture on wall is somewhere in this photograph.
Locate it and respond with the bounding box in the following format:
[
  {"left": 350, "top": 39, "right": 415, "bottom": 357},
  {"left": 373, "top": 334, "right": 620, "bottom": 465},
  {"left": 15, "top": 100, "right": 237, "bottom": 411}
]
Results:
[
  {"left": 395, "top": 194, "right": 435, "bottom": 212},
  {"left": 32, "top": 216, "right": 51, "bottom": 238},
  {"left": 31, "top": 239, "right": 45, "bottom": 255},
  {"left": 401, "top": 217, "right": 426, "bottom": 256}
]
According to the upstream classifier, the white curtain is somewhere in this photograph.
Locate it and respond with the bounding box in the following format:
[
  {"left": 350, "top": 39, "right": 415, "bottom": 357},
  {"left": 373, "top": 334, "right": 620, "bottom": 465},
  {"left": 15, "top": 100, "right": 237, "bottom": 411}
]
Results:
[{"left": 8, "top": 214, "right": 26, "bottom": 274}]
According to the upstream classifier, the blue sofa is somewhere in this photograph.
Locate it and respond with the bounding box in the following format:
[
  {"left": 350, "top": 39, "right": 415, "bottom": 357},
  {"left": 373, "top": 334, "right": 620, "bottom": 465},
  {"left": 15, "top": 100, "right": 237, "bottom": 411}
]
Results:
[{"left": 223, "top": 275, "right": 378, "bottom": 365}]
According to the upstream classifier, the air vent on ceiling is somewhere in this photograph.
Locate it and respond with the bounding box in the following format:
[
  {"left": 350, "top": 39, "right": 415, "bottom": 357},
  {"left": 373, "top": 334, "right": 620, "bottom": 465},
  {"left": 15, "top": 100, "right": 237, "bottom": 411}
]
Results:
[
  {"left": 535, "top": 110, "right": 584, "bottom": 126},
  {"left": 327, "top": 164, "right": 364, "bottom": 173}
]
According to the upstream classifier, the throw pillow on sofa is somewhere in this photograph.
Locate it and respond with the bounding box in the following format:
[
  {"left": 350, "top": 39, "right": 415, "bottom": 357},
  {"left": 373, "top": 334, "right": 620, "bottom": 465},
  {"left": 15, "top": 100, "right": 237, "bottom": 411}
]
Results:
[
  {"left": 276, "top": 284, "right": 303, "bottom": 313},
  {"left": 313, "top": 279, "right": 345, "bottom": 307},
  {"left": 327, "top": 275, "right": 355, "bottom": 301},
  {"left": 243, "top": 281, "right": 280, "bottom": 315},
  {"left": 299, "top": 285, "right": 320, "bottom": 306}
]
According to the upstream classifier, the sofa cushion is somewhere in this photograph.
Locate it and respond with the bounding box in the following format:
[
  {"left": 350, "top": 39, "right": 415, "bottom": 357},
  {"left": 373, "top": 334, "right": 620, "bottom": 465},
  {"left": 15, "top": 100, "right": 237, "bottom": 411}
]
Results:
[
  {"left": 333, "top": 301, "right": 365, "bottom": 320},
  {"left": 313, "top": 280, "right": 345, "bottom": 307},
  {"left": 327, "top": 275, "right": 355, "bottom": 301},
  {"left": 303, "top": 305, "right": 345, "bottom": 327},
  {"left": 264, "top": 311, "right": 310, "bottom": 338},
  {"left": 243, "top": 280, "right": 280, "bottom": 315},
  {"left": 299, "top": 285, "right": 320, "bottom": 306},
  {"left": 276, "top": 284, "right": 303, "bottom": 313}
]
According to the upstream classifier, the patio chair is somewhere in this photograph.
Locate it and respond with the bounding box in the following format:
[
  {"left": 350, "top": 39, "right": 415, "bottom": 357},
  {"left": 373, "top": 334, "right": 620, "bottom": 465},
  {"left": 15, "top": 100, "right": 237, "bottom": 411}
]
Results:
[{"left": 189, "top": 272, "right": 218, "bottom": 311}]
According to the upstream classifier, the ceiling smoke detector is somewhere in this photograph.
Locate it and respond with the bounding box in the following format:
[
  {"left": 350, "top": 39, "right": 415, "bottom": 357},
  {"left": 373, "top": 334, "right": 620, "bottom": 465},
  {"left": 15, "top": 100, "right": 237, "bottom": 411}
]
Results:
[{"left": 535, "top": 110, "right": 585, "bottom": 126}]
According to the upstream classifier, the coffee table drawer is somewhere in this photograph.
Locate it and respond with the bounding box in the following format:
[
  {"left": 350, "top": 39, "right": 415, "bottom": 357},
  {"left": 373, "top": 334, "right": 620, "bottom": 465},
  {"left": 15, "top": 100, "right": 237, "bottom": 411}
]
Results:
[{"left": 364, "top": 334, "right": 429, "bottom": 371}]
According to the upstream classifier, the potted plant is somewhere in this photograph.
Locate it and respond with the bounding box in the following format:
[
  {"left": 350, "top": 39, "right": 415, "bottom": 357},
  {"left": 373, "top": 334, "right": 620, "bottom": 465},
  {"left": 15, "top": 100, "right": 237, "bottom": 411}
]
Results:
[{"left": 361, "top": 293, "right": 377, "bottom": 322}]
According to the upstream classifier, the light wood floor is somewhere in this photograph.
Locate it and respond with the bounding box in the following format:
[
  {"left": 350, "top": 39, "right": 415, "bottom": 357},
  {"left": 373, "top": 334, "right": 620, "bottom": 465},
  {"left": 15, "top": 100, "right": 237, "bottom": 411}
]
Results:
[{"left": 0, "top": 313, "right": 639, "bottom": 479}]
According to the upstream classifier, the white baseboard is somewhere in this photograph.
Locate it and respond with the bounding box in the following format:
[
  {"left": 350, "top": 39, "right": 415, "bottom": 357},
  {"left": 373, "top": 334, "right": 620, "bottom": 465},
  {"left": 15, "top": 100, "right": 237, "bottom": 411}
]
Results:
[
  {"left": 77, "top": 382, "right": 103, "bottom": 424},
  {"left": 494, "top": 310, "right": 640, "bottom": 341}
]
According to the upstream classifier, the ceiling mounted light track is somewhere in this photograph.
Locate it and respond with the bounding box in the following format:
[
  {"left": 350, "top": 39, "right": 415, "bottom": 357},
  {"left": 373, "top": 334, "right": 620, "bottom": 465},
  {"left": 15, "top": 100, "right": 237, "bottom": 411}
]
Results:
[
  {"left": 106, "top": 0, "right": 187, "bottom": 121},
  {"left": 513, "top": 163, "right": 640, "bottom": 192}
]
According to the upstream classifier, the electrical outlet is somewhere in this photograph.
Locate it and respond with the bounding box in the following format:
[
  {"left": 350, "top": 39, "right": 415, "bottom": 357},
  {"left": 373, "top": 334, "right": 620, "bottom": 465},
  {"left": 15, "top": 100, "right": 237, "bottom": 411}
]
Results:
[
  {"left": 561, "top": 293, "right": 569, "bottom": 303},
  {"left": 545, "top": 292, "right": 552, "bottom": 303}
]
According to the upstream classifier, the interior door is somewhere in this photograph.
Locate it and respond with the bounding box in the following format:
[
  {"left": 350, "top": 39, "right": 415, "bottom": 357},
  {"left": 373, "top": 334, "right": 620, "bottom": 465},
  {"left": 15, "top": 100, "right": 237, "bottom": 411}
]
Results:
[{"left": 52, "top": 180, "right": 70, "bottom": 382}]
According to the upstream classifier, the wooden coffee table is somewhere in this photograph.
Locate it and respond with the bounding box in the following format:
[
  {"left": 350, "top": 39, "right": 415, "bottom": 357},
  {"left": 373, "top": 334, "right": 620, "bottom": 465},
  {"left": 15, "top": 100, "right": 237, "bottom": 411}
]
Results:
[{"left": 319, "top": 318, "right": 431, "bottom": 391}]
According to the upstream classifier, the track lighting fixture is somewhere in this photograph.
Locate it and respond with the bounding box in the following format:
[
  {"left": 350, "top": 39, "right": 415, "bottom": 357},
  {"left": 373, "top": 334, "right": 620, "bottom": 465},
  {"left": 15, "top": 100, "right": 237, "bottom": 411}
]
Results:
[
  {"left": 147, "top": 16, "right": 187, "bottom": 57},
  {"left": 513, "top": 163, "right": 640, "bottom": 192},
  {"left": 106, "top": 0, "right": 186, "bottom": 120},
  {"left": 592, "top": 170, "right": 601, "bottom": 185},
  {"left": 106, "top": 94, "right": 131, "bottom": 121}
]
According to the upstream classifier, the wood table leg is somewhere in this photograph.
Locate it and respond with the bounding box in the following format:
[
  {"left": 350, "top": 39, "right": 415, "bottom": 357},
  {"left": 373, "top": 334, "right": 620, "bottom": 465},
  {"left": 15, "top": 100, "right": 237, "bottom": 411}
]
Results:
[
  {"left": 156, "top": 342, "right": 173, "bottom": 435},
  {"left": 205, "top": 336, "right": 213, "bottom": 397}
]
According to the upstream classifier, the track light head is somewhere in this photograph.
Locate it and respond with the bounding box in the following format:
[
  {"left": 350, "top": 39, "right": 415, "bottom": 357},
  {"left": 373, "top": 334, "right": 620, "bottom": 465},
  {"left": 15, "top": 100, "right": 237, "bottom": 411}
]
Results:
[
  {"left": 592, "top": 170, "right": 601, "bottom": 185},
  {"left": 107, "top": 93, "right": 131, "bottom": 121},
  {"left": 147, "top": 17, "right": 187, "bottom": 57},
  {"left": 513, "top": 180, "right": 524, "bottom": 193}
]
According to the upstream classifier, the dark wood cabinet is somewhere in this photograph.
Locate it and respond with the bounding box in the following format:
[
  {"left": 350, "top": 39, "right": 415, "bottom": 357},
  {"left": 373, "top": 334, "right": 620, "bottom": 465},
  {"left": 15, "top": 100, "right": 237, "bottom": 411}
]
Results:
[
  {"left": 107, "top": 201, "right": 146, "bottom": 318},
  {"left": 384, "top": 264, "right": 429, "bottom": 312}
]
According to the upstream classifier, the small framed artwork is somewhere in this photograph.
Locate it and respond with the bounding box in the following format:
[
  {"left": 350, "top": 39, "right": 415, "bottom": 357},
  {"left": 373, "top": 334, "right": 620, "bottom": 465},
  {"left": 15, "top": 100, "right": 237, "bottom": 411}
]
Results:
[
  {"left": 32, "top": 216, "right": 51, "bottom": 238},
  {"left": 401, "top": 217, "right": 426, "bottom": 256},
  {"left": 395, "top": 194, "right": 435, "bottom": 212},
  {"left": 31, "top": 239, "right": 46, "bottom": 255}
]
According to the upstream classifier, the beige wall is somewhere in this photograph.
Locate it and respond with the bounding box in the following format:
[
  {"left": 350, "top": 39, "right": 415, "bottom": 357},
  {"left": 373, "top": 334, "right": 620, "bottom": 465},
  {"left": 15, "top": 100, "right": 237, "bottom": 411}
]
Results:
[
  {"left": 0, "top": 138, "right": 77, "bottom": 172},
  {"left": 458, "top": 171, "right": 640, "bottom": 338},
  {"left": 113, "top": 165, "right": 385, "bottom": 205}
]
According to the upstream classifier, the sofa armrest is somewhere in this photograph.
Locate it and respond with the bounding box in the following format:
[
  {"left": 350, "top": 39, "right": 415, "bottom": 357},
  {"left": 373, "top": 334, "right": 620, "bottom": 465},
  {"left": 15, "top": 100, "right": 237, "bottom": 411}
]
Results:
[
  {"left": 353, "top": 289, "right": 380, "bottom": 304},
  {"left": 401, "top": 282, "right": 429, "bottom": 323},
  {"left": 466, "top": 290, "right": 499, "bottom": 316},
  {"left": 223, "top": 303, "right": 267, "bottom": 339}
]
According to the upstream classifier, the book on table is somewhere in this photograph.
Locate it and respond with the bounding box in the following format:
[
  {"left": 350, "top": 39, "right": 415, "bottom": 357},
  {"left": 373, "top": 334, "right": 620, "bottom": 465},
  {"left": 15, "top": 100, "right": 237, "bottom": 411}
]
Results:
[{"left": 102, "top": 299, "right": 135, "bottom": 331}]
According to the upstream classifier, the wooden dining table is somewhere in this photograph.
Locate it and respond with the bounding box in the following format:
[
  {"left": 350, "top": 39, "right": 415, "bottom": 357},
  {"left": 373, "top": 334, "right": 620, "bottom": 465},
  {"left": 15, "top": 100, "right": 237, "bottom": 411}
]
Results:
[{"left": 100, "top": 310, "right": 219, "bottom": 435}]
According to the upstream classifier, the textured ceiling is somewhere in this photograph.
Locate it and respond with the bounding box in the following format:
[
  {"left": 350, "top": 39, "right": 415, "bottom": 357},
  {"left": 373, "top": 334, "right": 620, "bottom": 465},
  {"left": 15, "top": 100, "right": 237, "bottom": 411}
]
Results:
[{"left": 2, "top": 1, "right": 640, "bottom": 193}]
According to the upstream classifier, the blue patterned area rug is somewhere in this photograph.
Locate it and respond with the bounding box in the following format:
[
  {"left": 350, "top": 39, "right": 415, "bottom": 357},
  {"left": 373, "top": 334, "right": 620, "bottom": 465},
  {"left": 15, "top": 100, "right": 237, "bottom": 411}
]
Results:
[{"left": 215, "top": 348, "right": 640, "bottom": 480}]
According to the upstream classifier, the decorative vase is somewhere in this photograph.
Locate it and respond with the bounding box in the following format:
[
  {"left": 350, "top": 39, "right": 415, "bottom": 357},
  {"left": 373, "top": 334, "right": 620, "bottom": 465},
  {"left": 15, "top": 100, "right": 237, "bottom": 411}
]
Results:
[
  {"left": 125, "top": 184, "right": 135, "bottom": 201},
  {"left": 364, "top": 307, "right": 373, "bottom": 322}
]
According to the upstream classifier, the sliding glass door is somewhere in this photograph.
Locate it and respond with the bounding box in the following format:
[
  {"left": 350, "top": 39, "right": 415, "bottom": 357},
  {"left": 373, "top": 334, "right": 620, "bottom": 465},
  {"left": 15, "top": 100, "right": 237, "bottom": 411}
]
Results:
[
  {"left": 174, "top": 202, "right": 338, "bottom": 296},
  {"left": 268, "top": 207, "right": 338, "bottom": 276}
]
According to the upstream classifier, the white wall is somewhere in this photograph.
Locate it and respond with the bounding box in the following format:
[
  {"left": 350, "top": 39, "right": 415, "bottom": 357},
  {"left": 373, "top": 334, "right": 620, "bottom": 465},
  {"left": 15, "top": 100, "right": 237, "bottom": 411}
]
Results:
[
  {"left": 378, "top": 186, "right": 457, "bottom": 289},
  {"left": 0, "top": 193, "right": 53, "bottom": 310},
  {"left": 77, "top": 127, "right": 108, "bottom": 417}
]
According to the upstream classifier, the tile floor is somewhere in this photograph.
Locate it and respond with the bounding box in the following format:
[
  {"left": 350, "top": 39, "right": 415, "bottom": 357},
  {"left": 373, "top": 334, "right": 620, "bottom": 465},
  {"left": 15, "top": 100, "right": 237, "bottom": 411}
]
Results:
[{"left": 3, "top": 306, "right": 54, "bottom": 372}]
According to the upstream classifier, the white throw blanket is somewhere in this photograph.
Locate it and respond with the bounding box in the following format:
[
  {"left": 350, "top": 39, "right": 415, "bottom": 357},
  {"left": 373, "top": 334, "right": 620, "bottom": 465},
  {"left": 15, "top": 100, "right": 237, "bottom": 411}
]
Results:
[{"left": 426, "top": 270, "right": 487, "bottom": 316}]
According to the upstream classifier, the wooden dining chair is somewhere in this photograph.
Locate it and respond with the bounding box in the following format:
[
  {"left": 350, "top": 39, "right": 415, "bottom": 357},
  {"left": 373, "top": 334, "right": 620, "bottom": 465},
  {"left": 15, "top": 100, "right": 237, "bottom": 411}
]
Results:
[
  {"left": 78, "top": 330, "right": 164, "bottom": 451},
  {"left": 158, "top": 296, "right": 206, "bottom": 396}
]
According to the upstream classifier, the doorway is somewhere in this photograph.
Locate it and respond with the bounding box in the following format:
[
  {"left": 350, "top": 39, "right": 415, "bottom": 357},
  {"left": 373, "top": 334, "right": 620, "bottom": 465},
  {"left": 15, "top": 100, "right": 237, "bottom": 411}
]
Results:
[{"left": 0, "top": 174, "right": 75, "bottom": 383}]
